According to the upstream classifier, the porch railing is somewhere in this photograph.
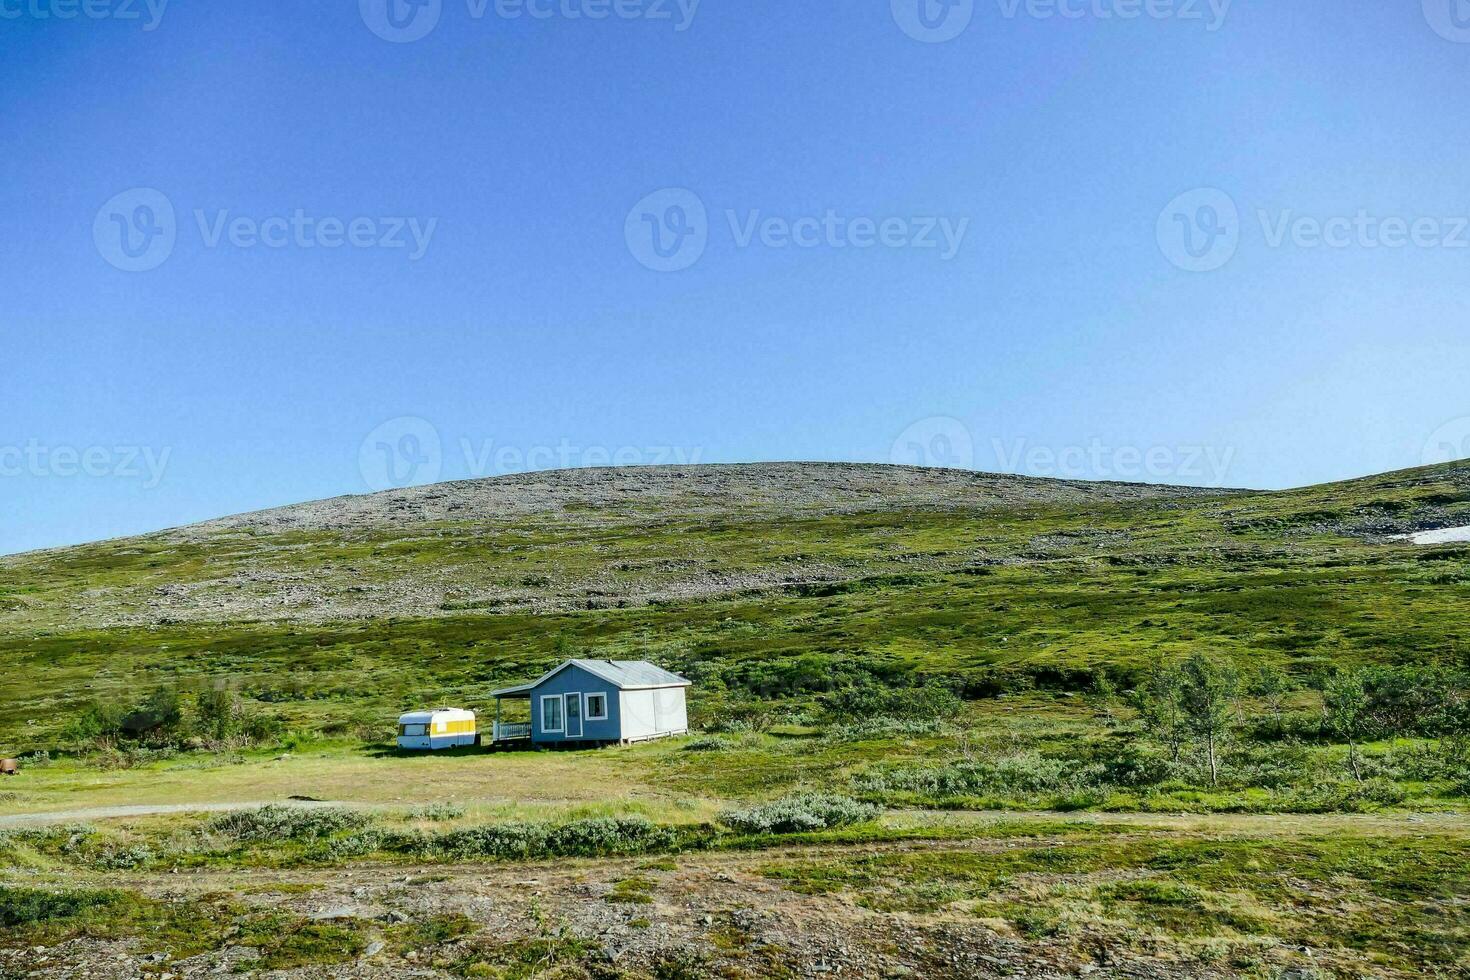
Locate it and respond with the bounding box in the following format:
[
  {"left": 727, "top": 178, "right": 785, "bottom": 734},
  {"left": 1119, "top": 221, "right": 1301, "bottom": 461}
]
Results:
[{"left": 493, "top": 722, "right": 532, "bottom": 742}]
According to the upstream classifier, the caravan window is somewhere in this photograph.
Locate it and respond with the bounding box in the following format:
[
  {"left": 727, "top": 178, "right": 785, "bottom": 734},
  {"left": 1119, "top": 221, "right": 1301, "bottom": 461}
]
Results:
[{"left": 400, "top": 724, "right": 428, "bottom": 736}]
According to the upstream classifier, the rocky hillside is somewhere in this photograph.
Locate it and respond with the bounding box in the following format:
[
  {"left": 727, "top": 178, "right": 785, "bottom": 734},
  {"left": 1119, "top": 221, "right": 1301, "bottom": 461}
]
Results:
[
  {"left": 0, "top": 464, "right": 1237, "bottom": 630},
  {"left": 3, "top": 460, "right": 1470, "bottom": 746}
]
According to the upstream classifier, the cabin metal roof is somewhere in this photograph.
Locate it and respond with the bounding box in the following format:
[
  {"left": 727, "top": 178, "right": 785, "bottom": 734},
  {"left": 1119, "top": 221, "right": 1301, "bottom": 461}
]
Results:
[{"left": 490, "top": 659, "right": 691, "bottom": 698}]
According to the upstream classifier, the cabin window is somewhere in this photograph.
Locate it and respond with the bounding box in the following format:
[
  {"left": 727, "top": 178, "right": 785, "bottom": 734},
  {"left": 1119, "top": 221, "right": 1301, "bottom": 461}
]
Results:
[
  {"left": 541, "top": 695, "right": 564, "bottom": 732},
  {"left": 585, "top": 693, "right": 608, "bottom": 720},
  {"left": 400, "top": 724, "right": 427, "bottom": 737}
]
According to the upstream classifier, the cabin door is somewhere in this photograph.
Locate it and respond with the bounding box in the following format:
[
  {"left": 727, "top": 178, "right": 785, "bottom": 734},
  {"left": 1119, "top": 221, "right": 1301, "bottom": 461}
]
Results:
[{"left": 565, "top": 694, "right": 583, "bottom": 738}]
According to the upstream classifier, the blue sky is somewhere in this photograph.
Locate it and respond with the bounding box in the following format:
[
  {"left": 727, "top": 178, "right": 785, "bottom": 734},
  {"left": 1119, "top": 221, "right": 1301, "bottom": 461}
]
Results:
[{"left": 3, "top": 0, "right": 1470, "bottom": 554}]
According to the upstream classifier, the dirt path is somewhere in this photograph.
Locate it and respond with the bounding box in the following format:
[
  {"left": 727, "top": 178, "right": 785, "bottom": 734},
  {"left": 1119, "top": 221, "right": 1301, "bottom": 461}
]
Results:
[
  {"left": 0, "top": 799, "right": 342, "bottom": 827},
  {"left": 7, "top": 799, "right": 1470, "bottom": 833}
]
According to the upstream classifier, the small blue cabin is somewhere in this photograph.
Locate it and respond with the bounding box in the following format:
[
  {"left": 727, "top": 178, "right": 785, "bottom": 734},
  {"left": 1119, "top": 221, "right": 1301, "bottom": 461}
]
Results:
[{"left": 489, "top": 660, "right": 691, "bottom": 747}]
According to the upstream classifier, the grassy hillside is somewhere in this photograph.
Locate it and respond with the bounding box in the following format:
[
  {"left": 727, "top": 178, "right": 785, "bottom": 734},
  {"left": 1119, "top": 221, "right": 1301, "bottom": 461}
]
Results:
[{"left": 3, "top": 461, "right": 1469, "bottom": 750}]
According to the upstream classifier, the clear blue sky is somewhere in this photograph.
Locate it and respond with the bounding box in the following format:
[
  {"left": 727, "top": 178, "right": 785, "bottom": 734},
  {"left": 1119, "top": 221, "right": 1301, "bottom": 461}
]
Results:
[{"left": 4, "top": 0, "right": 1470, "bottom": 555}]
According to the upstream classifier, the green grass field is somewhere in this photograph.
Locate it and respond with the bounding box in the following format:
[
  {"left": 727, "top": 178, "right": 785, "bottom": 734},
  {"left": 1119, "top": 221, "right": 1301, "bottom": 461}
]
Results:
[
  {"left": 4, "top": 461, "right": 1470, "bottom": 976},
  {"left": 3, "top": 461, "right": 1468, "bottom": 755}
]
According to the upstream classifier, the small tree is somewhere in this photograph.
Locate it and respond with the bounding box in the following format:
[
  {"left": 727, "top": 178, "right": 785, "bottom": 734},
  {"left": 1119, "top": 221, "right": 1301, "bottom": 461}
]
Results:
[
  {"left": 64, "top": 698, "right": 128, "bottom": 749},
  {"left": 1249, "top": 664, "right": 1291, "bottom": 736},
  {"left": 1131, "top": 659, "right": 1188, "bottom": 763},
  {"left": 1324, "top": 670, "right": 1370, "bottom": 782},
  {"left": 1436, "top": 688, "right": 1470, "bottom": 765},
  {"left": 122, "top": 687, "right": 183, "bottom": 743},
  {"left": 195, "top": 687, "right": 243, "bottom": 745},
  {"left": 1179, "top": 653, "right": 1239, "bottom": 787},
  {"left": 1086, "top": 672, "right": 1119, "bottom": 728}
]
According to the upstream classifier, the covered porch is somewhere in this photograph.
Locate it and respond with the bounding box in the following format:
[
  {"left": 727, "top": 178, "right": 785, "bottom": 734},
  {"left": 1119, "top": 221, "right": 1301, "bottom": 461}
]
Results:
[{"left": 488, "top": 685, "right": 534, "bottom": 744}]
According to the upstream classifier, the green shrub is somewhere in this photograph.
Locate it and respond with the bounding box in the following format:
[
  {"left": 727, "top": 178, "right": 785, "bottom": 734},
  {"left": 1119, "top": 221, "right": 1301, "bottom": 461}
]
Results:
[
  {"left": 0, "top": 886, "right": 120, "bottom": 928},
  {"left": 209, "top": 805, "right": 372, "bottom": 842},
  {"left": 1221, "top": 743, "right": 1314, "bottom": 790},
  {"left": 427, "top": 817, "right": 678, "bottom": 860},
  {"left": 91, "top": 844, "right": 156, "bottom": 870},
  {"left": 433, "top": 822, "right": 548, "bottom": 860},
  {"left": 854, "top": 752, "right": 1082, "bottom": 798},
  {"left": 821, "top": 680, "right": 960, "bottom": 724},
  {"left": 682, "top": 736, "right": 735, "bottom": 752},
  {"left": 823, "top": 717, "right": 946, "bottom": 742},
  {"left": 544, "top": 817, "right": 679, "bottom": 856},
  {"left": 718, "top": 794, "right": 877, "bottom": 835},
  {"left": 407, "top": 802, "right": 466, "bottom": 822}
]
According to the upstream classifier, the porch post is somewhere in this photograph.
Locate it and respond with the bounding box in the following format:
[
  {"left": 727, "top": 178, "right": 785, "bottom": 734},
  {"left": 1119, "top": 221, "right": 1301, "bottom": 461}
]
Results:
[{"left": 494, "top": 698, "right": 502, "bottom": 741}]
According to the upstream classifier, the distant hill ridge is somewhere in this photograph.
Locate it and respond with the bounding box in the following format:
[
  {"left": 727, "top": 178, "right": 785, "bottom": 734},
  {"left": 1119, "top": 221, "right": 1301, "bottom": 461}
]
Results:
[{"left": 0, "top": 460, "right": 1464, "bottom": 635}]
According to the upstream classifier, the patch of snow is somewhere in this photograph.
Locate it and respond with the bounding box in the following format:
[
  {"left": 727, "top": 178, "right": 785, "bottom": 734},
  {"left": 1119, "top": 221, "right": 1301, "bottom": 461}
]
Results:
[{"left": 1403, "top": 526, "right": 1470, "bottom": 545}]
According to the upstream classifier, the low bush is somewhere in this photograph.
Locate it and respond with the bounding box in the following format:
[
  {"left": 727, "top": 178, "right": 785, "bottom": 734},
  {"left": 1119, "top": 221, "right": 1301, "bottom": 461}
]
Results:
[
  {"left": 682, "top": 736, "right": 735, "bottom": 752},
  {"left": 718, "top": 794, "right": 877, "bottom": 835},
  {"left": 821, "top": 680, "right": 961, "bottom": 724},
  {"left": 209, "top": 805, "right": 372, "bottom": 843},
  {"left": 91, "top": 844, "right": 156, "bottom": 870},
  {"left": 823, "top": 717, "right": 947, "bottom": 742},
  {"left": 1220, "top": 743, "right": 1314, "bottom": 790},
  {"left": 408, "top": 816, "right": 680, "bottom": 861},
  {"left": 854, "top": 751, "right": 1085, "bottom": 799},
  {"left": 0, "top": 885, "right": 120, "bottom": 928},
  {"left": 407, "top": 802, "right": 466, "bottom": 822}
]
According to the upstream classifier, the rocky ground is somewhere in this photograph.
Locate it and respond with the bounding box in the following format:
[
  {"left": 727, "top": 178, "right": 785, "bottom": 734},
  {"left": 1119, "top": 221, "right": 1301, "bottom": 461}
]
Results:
[
  {"left": 2, "top": 836, "right": 1247, "bottom": 980},
  {"left": 174, "top": 465, "right": 1237, "bottom": 539}
]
